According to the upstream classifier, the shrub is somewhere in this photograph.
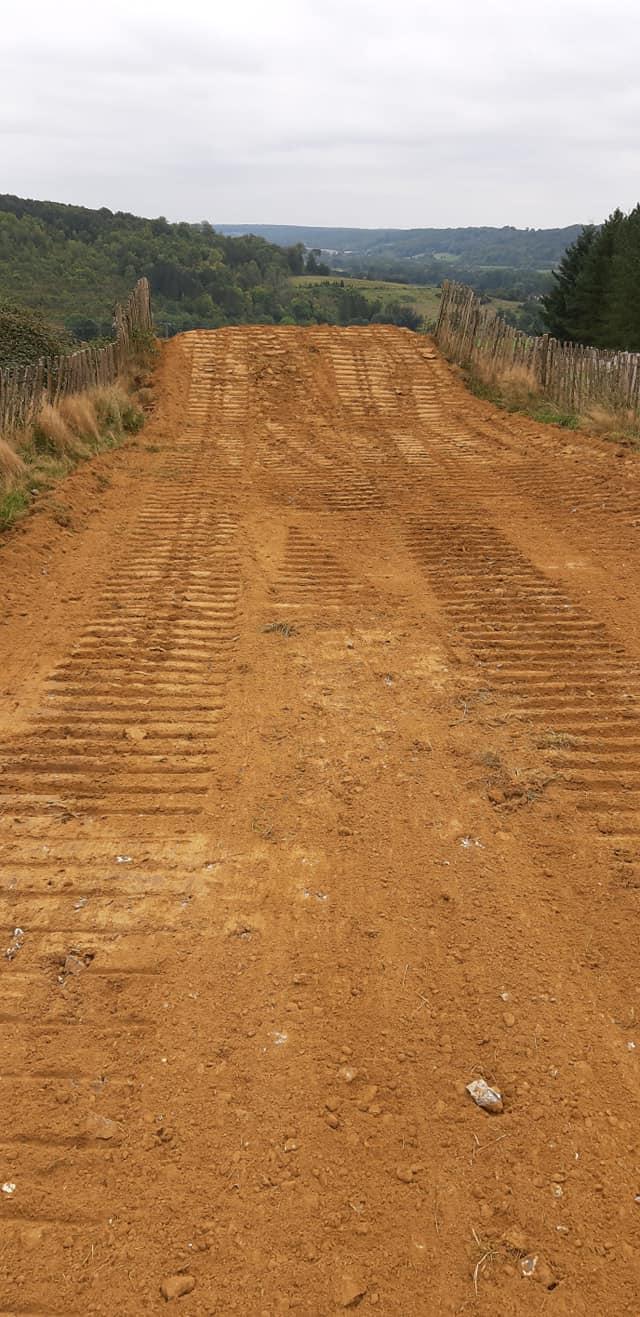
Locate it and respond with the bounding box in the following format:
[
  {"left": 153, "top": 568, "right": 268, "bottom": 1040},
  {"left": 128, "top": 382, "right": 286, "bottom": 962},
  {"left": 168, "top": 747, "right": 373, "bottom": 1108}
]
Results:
[{"left": 0, "top": 303, "right": 68, "bottom": 368}]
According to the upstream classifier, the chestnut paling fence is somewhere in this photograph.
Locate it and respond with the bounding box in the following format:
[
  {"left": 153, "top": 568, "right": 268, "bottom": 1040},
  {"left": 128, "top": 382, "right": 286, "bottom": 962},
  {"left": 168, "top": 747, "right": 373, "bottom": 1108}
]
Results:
[
  {"left": 0, "top": 278, "right": 153, "bottom": 435},
  {"left": 435, "top": 280, "right": 640, "bottom": 416}
]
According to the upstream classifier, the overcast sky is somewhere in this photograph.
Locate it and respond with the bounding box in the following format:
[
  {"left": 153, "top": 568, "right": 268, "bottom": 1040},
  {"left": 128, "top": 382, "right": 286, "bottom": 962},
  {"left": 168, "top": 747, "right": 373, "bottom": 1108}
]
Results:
[{"left": 2, "top": 0, "right": 638, "bottom": 229}]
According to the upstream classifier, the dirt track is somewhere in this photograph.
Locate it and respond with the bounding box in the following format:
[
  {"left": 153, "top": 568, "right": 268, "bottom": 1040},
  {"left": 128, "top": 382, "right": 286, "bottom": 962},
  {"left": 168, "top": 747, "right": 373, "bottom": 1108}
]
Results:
[{"left": 1, "top": 325, "right": 640, "bottom": 1314}]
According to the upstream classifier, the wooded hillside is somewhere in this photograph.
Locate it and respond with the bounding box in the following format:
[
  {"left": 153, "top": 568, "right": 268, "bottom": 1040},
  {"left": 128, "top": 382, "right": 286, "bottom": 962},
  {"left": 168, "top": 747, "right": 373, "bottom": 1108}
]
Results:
[{"left": 0, "top": 195, "right": 424, "bottom": 340}]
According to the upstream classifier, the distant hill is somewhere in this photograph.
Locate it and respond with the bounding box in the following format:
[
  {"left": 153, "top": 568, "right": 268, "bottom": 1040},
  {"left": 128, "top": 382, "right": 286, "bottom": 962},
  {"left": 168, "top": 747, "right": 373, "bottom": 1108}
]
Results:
[
  {"left": 0, "top": 194, "right": 430, "bottom": 340},
  {"left": 216, "top": 224, "right": 584, "bottom": 270}
]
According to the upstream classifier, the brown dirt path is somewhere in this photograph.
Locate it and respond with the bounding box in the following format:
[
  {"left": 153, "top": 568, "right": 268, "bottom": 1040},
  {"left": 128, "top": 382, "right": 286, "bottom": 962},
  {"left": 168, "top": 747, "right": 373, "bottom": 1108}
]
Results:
[{"left": 1, "top": 326, "right": 640, "bottom": 1314}]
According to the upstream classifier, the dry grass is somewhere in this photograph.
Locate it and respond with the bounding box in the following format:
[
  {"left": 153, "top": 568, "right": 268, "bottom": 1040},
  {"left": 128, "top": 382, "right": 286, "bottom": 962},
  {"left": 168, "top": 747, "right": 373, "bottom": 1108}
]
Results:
[
  {"left": 59, "top": 393, "right": 100, "bottom": 441},
  {"left": 0, "top": 437, "right": 26, "bottom": 484},
  {"left": 474, "top": 361, "right": 539, "bottom": 409},
  {"left": 91, "top": 384, "right": 143, "bottom": 439},
  {"left": 580, "top": 402, "right": 640, "bottom": 445},
  {"left": 32, "top": 403, "right": 82, "bottom": 457},
  {"left": 0, "top": 380, "right": 145, "bottom": 533},
  {"left": 465, "top": 356, "right": 640, "bottom": 440}
]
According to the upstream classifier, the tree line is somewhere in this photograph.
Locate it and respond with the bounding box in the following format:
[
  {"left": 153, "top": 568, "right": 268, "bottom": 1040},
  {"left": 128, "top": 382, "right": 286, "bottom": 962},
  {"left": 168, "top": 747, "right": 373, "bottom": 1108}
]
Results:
[
  {"left": 542, "top": 206, "right": 640, "bottom": 351},
  {"left": 0, "top": 195, "right": 420, "bottom": 351}
]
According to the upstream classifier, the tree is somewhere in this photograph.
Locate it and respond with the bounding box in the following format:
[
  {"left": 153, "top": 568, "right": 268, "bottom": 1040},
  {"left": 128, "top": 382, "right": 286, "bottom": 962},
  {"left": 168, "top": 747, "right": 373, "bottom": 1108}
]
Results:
[
  {"left": 605, "top": 204, "right": 640, "bottom": 350},
  {"left": 305, "top": 249, "right": 331, "bottom": 276},
  {"left": 541, "top": 225, "right": 598, "bottom": 341}
]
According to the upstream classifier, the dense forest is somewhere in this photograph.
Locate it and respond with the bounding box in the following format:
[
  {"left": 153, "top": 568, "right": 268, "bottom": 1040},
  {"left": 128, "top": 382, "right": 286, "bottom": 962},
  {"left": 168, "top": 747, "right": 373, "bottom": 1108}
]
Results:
[
  {"left": 542, "top": 206, "right": 640, "bottom": 351},
  {"left": 0, "top": 195, "right": 420, "bottom": 349}
]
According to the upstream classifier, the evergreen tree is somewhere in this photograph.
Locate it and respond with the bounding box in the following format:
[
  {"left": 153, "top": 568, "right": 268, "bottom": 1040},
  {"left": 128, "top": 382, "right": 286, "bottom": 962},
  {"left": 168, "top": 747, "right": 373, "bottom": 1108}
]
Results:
[
  {"left": 606, "top": 204, "right": 640, "bottom": 350},
  {"left": 541, "top": 225, "right": 597, "bottom": 341},
  {"left": 571, "top": 209, "right": 624, "bottom": 347}
]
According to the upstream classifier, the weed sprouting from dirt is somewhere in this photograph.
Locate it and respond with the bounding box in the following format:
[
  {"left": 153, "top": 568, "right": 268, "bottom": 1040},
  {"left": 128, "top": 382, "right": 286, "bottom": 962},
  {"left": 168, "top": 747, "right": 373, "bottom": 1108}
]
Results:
[
  {"left": 470, "top": 1228, "right": 501, "bottom": 1295},
  {"left": 263, "top": 621, "right": 296, "bottom": 637},
  {"left": 537, "top": 730, "right": 578, "bottom": 750}
]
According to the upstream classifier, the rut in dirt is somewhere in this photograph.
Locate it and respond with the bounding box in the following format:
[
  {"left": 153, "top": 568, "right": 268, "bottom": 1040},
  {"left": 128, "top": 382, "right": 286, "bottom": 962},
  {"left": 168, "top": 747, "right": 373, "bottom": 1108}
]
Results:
[{"left": 1, "top": 325, "right": 640, "bottom": 1315}]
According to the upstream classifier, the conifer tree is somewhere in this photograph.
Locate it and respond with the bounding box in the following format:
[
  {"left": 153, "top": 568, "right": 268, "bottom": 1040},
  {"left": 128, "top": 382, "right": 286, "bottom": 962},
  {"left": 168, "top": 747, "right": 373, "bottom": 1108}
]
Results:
[
  {"left": 606, "top": 204, "right": 640, "bottom": 350},
  {"left": 541, "top": 225, "right": 597, "bottom": 341}
]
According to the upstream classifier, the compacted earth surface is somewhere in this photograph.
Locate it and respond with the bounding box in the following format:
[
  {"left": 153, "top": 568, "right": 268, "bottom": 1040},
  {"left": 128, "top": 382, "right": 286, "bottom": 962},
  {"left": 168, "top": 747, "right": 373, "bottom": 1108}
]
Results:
[{"left": 1, "top": 326, "right": 639, "bottom": 1315}]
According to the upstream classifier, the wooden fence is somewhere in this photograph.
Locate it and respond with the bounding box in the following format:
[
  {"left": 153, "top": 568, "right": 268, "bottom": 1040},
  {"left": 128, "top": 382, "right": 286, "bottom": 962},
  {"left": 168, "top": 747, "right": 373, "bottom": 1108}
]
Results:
[
  {"left": 0, "top": 278, "right": 153, "bottom": 435},
  {"left": 435, "top": 280, "right": 640, "bottom": 416}
]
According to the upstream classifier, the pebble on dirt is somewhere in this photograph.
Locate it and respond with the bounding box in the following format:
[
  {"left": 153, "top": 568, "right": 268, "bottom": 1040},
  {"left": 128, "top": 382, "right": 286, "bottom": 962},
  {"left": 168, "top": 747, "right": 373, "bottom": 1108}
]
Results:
[
  {"left": 335, "top": 1274, "right": 368, "bottom": 1308},
  {"left": 160, "top": 1274, "right": 196, "bottom": 1301},
  {"left": 4, "top": 927, "right": 24, "bottom": 960},
  {"left": 86, "top": 1112, "right": 123, "bottom": 1142},
  {"left": 520, "top": 1255, "right": 557, "bottom": 1288},
  {"left": 466, "top": 1078, "right": 504, "bottom": 1113}
]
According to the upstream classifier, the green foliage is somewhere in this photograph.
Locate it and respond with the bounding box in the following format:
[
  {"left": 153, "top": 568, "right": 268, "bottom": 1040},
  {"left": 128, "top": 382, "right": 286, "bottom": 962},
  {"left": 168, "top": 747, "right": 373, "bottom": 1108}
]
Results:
[
  {"left": 0, "top": 301, "right": 68, "bottom": 367},
  {"left": 120, "top": 400, "right": 145, "bottom": 433},
  {"left": 305, "top": 249, "right": 331, "bottom": 276},
  {"left": 542, "top": 206, "right": 640, "bottom": 350},
  {"left": 0, "top": 195, "right": 434, "bottom": 337},
  {"left": 0, "top": 487, "right": 30, "bottom": 530}
]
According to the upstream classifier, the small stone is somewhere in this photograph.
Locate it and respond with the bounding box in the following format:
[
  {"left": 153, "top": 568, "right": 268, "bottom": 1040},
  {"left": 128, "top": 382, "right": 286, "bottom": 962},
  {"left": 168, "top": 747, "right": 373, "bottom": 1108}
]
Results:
[
  {"left": 160, "top": 1274, "right": 196, "bottom": 1301},
  {"left": 466, "top": 1078, "right": 503, "bottom": 1114},
  {"left": 335, "top": 1274, "right": 368, "bottom": 1308},
  {"left": 338, "top": 1065, "right": 358, "bottom": 1084},
  {"left": 283, "top": 1139, "right": 298, "bottom": 1153},
  {"left": 396, "top": 1166, "right": 414, "bottom": 1183},
  {"left": 125, "top": 725, "right": 147, "bottom": 742},
  {"left": 326, "top": 1113, "right": 339, "bottom": 1129},
  {"left": 520, "top": 1255, "right": 557, "bottom": 1289},
  {"left": 86, "top": 1113, "right": 123, "bottom": 1142},
  {"left": 503, "top": 1012, "right": 516, "bottom": 1028}
]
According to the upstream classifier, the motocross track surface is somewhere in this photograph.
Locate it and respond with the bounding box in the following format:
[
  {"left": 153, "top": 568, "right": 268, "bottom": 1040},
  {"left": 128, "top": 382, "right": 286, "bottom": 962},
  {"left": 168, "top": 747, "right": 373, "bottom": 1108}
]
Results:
[{"left": 1, "top": 326, "right": 640, "bottom": 1315}]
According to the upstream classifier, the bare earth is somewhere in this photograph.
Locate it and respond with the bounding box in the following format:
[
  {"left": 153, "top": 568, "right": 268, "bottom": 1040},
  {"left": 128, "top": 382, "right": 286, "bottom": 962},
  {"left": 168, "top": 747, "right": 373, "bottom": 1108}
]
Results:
[{"left": 1, "top": 326, "right": 640, "bottom": 1315}]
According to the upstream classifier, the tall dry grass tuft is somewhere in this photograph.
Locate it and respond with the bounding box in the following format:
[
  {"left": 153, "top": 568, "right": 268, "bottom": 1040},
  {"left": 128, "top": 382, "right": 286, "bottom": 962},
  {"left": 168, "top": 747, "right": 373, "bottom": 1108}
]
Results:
[
  {"left": 32, "top": 403, "right": 83, "bottom": 457},
  {"left": 0, "top": 437, "right": 26, "bottom": 486},
  {"left": 580, "top": 402, "right": 640, "bottom": 444},
  {"left": 59, "top": 393, "right": 100, "bottom": 441},
  {"left": 476, "top": 361, "right": 539, "bottom": 409}
]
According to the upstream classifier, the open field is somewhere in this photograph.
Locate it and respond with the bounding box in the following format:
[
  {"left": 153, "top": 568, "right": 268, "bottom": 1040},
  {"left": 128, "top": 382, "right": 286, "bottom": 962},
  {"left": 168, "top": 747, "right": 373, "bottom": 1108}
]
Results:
[
  {"left": 1, "top": 327, "right": 640, "bottom": 1312},
  {"left": 290, "top": 275, "right": 444, "bottom": 324},
  {"left": 290, "top": 276, "right": 524, "bottom": 326}
]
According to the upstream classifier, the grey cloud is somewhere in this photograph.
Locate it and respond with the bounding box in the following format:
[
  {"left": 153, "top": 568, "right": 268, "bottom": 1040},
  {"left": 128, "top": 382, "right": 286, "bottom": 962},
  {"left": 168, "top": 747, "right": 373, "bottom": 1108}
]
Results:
[{"left": 1, "top": 0, "right": 639, "bottom": 226}]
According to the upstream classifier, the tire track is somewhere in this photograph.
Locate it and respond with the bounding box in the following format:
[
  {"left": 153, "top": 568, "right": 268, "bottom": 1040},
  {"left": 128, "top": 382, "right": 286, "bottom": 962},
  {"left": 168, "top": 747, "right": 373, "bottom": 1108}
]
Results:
[{"left": 0, "top": 332, "right": 243, "bottom": 1310}]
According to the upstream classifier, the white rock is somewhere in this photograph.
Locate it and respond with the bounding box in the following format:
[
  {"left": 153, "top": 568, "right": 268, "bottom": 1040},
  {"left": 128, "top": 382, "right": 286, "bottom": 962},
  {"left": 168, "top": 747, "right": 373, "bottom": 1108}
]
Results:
[{"left": 466, "top": 1078, "right": 503, "bottom": 1113}]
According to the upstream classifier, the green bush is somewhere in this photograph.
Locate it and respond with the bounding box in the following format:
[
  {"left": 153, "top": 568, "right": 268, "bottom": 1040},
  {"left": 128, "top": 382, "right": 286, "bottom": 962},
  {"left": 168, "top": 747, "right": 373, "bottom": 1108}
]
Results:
[{"left": 0, "top": 302, "right": 68, "bottom": 367}]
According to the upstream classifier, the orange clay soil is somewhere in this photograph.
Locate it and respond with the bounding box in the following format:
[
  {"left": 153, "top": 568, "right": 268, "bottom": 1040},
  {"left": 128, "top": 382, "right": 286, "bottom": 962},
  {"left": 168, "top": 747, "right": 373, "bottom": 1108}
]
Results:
[{"left": 1, "top": 326, "right": 640, "bottom": 1315}]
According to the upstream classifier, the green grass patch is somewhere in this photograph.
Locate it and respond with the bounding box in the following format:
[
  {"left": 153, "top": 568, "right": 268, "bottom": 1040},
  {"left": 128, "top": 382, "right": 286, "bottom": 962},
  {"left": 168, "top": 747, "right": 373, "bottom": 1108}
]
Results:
[{"left": 0, "top": 487, "right": 30, "bottom": 531}]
